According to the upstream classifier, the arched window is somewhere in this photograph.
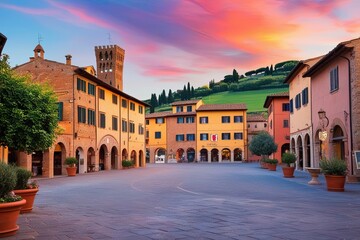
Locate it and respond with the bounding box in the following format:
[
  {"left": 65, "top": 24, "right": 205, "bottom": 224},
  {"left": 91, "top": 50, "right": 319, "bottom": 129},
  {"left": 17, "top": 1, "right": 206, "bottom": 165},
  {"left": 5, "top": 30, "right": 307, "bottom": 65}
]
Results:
[
  {"left": 105, "top": 51, "right": 109, "bottom": 60},
  {"left": 110, "top": 51, "right": 113, "bottom": 60},
  {"left": 99, "top": 52, "right": 103, "bottom": 60}
]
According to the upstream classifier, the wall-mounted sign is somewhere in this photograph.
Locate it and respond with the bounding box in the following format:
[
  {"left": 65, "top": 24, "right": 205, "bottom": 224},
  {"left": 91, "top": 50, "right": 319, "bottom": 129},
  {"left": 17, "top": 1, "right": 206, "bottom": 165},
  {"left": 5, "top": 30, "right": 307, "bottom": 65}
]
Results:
[
  {"left": 319, "top": 131, "right": 327, "bottom": 141},
  {"left": 355, "top": 151, "right": 360, "bottom": 170},
  {"left": 211, "top": 134, "right": 218, "bottom": 142}
]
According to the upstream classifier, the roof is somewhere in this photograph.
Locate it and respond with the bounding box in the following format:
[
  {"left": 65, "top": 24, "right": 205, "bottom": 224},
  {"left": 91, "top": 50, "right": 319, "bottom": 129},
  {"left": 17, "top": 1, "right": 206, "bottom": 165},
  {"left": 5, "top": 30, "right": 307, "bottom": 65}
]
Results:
[
  {"left": 171, "top": 99, "right": 201, "bottom": 106},
  {"left": 34, "top": 44, "right": 44, "bottom": 52},
  {"left": 196, "top": 103, "right": 247, "bottom": 112},
  {"left": 263, "top": 92, "right": 289, "bottom": 108},
  {"left": 303, "top": 37, "right": 360, "bottom": 77},
  {"left": 247, "top": 114, "right": 267, "bottom": 122},
  {"left": 146, "top": 111, "right": 172, "bottom": 118},
  {"left": 283, "top": 56, "right": 323, "bottom": 84}
]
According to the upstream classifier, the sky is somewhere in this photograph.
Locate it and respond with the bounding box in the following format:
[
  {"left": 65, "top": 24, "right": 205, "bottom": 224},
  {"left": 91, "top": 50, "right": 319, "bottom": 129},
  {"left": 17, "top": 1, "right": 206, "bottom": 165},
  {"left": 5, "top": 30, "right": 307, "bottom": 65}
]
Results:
[{"left": 0, "top": 0, "right": 359, "bottom": 100}]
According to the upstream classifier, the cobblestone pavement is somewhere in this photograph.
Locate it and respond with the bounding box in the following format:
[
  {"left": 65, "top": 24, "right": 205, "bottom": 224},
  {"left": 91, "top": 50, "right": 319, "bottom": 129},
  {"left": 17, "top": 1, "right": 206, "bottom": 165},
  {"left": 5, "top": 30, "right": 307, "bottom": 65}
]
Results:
[{"left": 6, "top": 163, "right": 360, "bottom": 240}]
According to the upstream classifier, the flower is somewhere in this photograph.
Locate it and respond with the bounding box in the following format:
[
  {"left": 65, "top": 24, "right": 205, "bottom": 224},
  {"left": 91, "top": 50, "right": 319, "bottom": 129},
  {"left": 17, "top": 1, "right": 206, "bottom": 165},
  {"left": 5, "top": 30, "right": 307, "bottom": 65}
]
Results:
[{"left": 26, "top": 180, "right": 39, "bottom": 189}]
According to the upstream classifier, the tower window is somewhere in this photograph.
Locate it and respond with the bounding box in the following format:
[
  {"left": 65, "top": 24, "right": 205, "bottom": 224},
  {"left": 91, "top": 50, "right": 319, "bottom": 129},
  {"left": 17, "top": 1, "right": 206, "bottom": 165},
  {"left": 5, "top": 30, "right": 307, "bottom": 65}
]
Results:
[{"left": 105, "top": 51, "right": 109, "bottom": 60}]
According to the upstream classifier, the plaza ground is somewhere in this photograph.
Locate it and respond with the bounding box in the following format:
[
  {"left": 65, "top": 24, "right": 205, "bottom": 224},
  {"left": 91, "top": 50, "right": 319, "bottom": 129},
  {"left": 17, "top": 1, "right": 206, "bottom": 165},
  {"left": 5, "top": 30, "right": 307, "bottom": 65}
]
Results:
[{"left": 8, "top": 163, "right": 360, "bottom": 240}]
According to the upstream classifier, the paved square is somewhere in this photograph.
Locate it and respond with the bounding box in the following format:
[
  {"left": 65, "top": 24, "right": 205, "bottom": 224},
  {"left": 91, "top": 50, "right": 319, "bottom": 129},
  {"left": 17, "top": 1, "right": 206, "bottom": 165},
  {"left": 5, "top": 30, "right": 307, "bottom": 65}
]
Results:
[{"left": 8, "top": 163, "right": 360, "bottom": 239}]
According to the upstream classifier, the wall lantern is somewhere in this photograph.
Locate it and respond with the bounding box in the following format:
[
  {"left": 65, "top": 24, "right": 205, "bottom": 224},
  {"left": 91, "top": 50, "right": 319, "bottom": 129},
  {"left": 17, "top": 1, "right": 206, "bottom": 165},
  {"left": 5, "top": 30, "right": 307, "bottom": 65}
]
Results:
[{"left": 318, "top": 109, "right": 329, "bottom": 128}]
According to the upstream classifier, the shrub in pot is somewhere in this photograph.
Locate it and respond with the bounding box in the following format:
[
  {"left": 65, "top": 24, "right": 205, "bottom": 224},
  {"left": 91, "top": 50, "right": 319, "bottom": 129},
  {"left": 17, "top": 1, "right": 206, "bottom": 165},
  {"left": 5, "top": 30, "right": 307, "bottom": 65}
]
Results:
[
  {"left": 267, "top": 159, "right": 278, "bottom": 171},
  {"left": 65, "top": 157, "right": 78, "bottom": 176},
  {"left": 319, "top": 158, "right": 347, "bottom": 192},
  {"left": 122, "top": 160, "right": 134, "bottom": 169},
  {"left": 281, "top": 152, "right": 296, "bottom": 178}
]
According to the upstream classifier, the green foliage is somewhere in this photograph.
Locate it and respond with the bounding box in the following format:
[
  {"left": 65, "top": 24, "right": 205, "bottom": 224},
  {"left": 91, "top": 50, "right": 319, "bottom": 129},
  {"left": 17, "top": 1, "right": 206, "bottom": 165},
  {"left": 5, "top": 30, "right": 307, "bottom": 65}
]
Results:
[
  {"left": 122, "top": 159, "right": 134, "bottom": 168},
  {"left": 319, "top": 158, "right": 347, "bottom": 176},
  {"left": 275, "top": 60, "right": 298, "bottom": 70},
  {"left": 245, "top": 70, "right": 256, "bottom": 76},
  {"left": 229, "top": 83, "right": 238, "bottom": 91},
  {"left": 0, "top": 55, "right": 59, "bottom": 153},
  {"left": 267, "top": 159, "right": 278, "bottom": 165},
  {"left": 282, "top": 152, "right": 296, "bottom": 167},
  {"left": 249, "top": 131, "right": 278, "bottom": 157},
  {"left": 14, "top": 167, "right": 32, "bottom": 190},
  {"left": 0, "top": 162, "right": 16, "bottom": 203},
  {"left": 65, "top": 157, "right": 78, "bottom": 166}
]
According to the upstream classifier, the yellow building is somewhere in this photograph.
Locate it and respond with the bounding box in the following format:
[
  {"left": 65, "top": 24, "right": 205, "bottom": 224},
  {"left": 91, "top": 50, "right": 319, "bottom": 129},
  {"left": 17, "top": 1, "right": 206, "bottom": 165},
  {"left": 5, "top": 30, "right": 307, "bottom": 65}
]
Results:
[{"left": 145, "top": 101, "right": 248, "bottom": 163}]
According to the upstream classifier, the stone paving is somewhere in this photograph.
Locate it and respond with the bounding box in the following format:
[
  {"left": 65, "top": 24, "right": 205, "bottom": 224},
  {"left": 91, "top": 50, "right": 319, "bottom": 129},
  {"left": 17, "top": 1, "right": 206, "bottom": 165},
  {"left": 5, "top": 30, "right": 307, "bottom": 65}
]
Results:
[{"left": 6, "top": 163, "right": 360, "bottom": 240}]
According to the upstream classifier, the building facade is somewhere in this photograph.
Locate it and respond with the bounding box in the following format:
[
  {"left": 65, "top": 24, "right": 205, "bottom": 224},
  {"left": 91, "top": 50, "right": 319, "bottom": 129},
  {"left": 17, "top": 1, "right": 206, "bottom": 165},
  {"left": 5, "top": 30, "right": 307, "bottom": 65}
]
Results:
[
  {"left": 146, "top": 101, "right": 248, "bottom": 163},
  {"left": 263, "top": 92, "right": 290, "bottom": 161},
  {"left": 5, "top": 44, "right": 148, "bottom": 178},
  {"left": 284, "top": 56, "right": 322, "bottom": 170},
  {"left": 247, "top": 114, "right": 268, "bottom": 162}
]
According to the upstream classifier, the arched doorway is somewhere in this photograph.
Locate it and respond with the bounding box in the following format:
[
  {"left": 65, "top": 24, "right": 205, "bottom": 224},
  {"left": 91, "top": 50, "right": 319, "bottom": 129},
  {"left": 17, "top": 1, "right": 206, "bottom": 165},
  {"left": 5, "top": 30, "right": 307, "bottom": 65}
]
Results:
[
  {"left": 76, "top": 147, "right": 84, "bottom": 174},
  {"left": 177, "top": 148, "right": 185, "bottom": 162},
  {"left": 54, "top": 143, "right": 66, "bottom": 176},
  {"left": 187, "top": 148, "right": 195, "bottom": 162},
  {"left": 122, "top": 148, "right": 128, "bottom": 161},
  {"left": 99, "top": 145, "right": 108, "bottom": 171},
  {"left": 87, "top": 147, "right": 95, "bottom": 172},
  {"left": 234, "top": 148, "right": 242, "bottom": 161},
  {"left": 291, "top": 138, "right": 296, "bottom": 153},
  {"left": 32, "top": 151, "right": 43, "bottom": 176},
  {"left": 130, "top": 150, "right": 136, "bottom": 165},
  {"left": 221, "top": 148, "right": 231, "bottom": 161},
  {"left": 297, "top": 136, "right": 303, "bottom": 170},
  {"left": 155, "top": 148, "right": 166, "bottom": 163},
  {"left": 111, "top": 147, "right": 118, "bottom": 170},
  {"left": 304, "top": 134, "right": 311, "bottom": 168},
  {"left": 332, "top": 125, "right": 345, "bottom": 160},
  {"left": 146, "top": 148, "right": 150, "bottom": 163},
  {"left": 211, "top": 149, "right": 219, "bottom": 162},
  {"left": 200, "top": 149, "right": 208, "bottom": 162},
  {"left": 139, "top": 150, "right": 144, "bottom": 167},
  {"left": 281, "top": 144, "right": 290, "bottom": 161}
]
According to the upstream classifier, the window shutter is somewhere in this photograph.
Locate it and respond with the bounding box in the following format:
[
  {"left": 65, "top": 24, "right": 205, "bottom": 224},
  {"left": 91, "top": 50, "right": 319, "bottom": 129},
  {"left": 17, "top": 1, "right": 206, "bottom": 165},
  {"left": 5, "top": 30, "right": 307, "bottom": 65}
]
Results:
[{"left": 58, "top": 102, "right": 63, "bottom": 121}]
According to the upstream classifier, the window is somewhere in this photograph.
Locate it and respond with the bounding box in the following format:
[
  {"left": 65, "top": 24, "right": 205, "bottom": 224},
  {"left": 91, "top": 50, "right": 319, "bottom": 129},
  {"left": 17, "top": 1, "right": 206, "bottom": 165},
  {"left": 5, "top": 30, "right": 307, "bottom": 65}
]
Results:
[
  {"left": 302, "top": 87, "right": 309, "bottom": 105},
  {"left": 176, "top": 106, "right": 183, "bottom": 112},
  {"left": 247, "top": 124, "right": 250, "bottom": 128},
  {"left": 156, "top": 118, "right": 165, "bottom": 124},
  {"left": 77, "top": 106, "right": 86, "bottom": 123},
  {"left": 129, "top": 122, "right": 135, "bottom": 133},
  {"left": 200, "top": 133, "right": 208, "bottom": 141},
  {"left": 122, "top": 119, "right": 127, "bottom": 132},
  {"left": 222, "top": 116, "right": 230, "bottom": 123},
  {"left": 112, "top": 116, "right": 118, "bottom": 130},
  {"left": 234, "top": 132, "right": 243, "bottom": 140},
  {"left": 112, "top": 95, "right": 118, "bottom": 104},
  {"left": 186, "top": 134, "right": 195, "bottom": 141},
  {"left": 295, "top": 93, "right": 301, "bottom": 109},
  {"left": 146, "top": 119, "right": 149, "bottom": 125},
  {"left": 146, "top": 131, "right": 149, "bottom": 138},
  {"left": 222, "top": 133, "right": 231, "bottom": 140},
  {"left": 187, "top": 106, "right": 192, "bottom": 112},
  {"left": 58, "top": 102, "right": 63, "bottom": 121},
  {"left": 255, "top": 124, "right": 257, "bottom": 128},
  {"left": 290, "top": 99, "right": 294, "bottom": 113},
  {"left": 270, "top": 120, "right": 273, "bottom": 129},
  {"left": 99, "top": 89, "right": 105, "bottom": 100},
  {"left": 88, "top": 109, "right": 95, "bottom": 125},
  {"left": 155, "top": 132, "right": 161, "bottom": 139},
  {"left": 88, "top": 83, "right": 95, "bottom": 96},
  {"left": 234, "top": 116, "right": 243, "bottom": 123},
  {"left": 99, "top": 113, "right": 106, "bottom": 128},
  {"left": 177, "top": 117, "right": 184, "bottom": 123},
  {"left": 186, "top": 117, "right": 195, "bottom": 123},
  {"left": 77, "top": 78, "right": 86, "bottom": 92},
  {"left": 264, "top": 123, "right": 267, "bottom": 128},
  {"left": 282, "top": 103, "right": 290, "bottom": 111},
  {"left": 138, "top": 124, "right": 144, "bottom": 135},
  {"left": 122, "top": 99, "right": 127, "bottom": 108},
  {"left": 199, "top": 117, "right": 208, "bottom": 124},
  {"left": 330, "top": 66, "right": 339, "bottom": 92},
  {"left": 176, "top": 134, "right": 185, "bottom": 141},
  {"left": 283, "top": 119, "right": 289, "bottom": 128},
  {"left": 139, "top": 106, "right": 143, "bottom": 114},
  {"left": 130, "top": 102, "right": 135, "bottom": 111}
]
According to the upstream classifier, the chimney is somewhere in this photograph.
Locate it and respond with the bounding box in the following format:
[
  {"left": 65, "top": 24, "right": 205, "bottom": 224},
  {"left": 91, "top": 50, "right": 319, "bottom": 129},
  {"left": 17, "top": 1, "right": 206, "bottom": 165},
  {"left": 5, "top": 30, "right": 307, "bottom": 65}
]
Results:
[{"left": 65, "top": 55, "right": 72, "bottom": 65}]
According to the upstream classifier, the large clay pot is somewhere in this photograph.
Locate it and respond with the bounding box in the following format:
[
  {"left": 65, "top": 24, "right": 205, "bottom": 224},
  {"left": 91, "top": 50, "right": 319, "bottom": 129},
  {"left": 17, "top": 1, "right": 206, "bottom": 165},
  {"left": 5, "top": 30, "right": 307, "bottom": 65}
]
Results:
[
  {"left": 282, "top": 166, "right": 295, "bottom": 178},
  {"left": 66, "top": 167, "right": 77, "bottom": 177},
  {"left": 268, "top": 164, "right": 277, "bottom": 171},
  {"left": 13, "top": 188, "right": 39, "bottom": 213},
  {"left": 0, "top": 199, "right": 26, "bottom": 238},
  {"left": 325, "top": 175, "right": 346, "bottom": 192}
]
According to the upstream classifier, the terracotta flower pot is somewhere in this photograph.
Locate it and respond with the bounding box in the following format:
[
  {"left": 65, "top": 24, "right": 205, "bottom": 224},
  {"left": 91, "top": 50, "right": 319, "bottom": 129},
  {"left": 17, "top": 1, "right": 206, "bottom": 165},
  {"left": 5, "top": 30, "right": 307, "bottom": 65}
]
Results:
[
  {"left": 66, "top": 167, "right": 77, "bottom": 177},
  {"left": 13, "top": 188, "right": 39, "bottom": 213},
  {"left": 325, "top": 175, "right": 346, "bottom": 192},
  {"left": 268, "top": 164, "right": 277, "bottom": 171},
  {"left": 282, "top": 166, "right": 295, "bottom": 178},
  {"left": 0, "top": 199, "right": 26, "bottom": 238}
]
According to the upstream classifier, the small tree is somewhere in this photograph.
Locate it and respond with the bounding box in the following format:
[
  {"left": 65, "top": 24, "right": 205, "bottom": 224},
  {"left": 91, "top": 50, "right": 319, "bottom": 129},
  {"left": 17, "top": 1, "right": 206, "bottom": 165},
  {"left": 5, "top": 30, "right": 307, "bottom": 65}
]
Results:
[
  {"left": 0, "top": 55, "right": 59, "bottom": 153},
  {"left": 249, "top": 131, "right": 278, "bottom": 159}
]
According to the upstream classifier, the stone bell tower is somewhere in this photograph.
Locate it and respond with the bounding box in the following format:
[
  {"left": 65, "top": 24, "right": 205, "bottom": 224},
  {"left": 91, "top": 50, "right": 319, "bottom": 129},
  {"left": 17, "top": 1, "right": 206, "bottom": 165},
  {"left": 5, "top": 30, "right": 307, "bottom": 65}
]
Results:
[{"left": 95, "top": 45, "right": 125, "bottom": 91}]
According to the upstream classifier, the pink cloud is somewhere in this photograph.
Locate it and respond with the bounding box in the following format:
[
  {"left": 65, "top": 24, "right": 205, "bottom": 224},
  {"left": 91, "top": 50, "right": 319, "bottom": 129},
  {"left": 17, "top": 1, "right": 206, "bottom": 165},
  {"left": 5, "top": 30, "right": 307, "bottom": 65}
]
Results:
[{"left": 0, "top": 3, "right": 58, "bottom": 15}]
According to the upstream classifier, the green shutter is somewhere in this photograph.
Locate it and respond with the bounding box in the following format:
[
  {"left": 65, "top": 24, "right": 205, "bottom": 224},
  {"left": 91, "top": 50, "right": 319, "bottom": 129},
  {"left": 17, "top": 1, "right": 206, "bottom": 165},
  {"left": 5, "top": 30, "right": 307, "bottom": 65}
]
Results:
[{"left": 58, "top": 102, "right": 63, "bottom": 121}]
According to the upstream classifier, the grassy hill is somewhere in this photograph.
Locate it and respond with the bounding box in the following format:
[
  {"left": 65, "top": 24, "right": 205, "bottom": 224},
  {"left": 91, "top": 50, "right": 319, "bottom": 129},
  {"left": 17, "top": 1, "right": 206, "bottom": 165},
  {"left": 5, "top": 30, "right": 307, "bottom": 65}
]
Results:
[{"left": 152, "top": 86, "right": 288, "bottom": 113}]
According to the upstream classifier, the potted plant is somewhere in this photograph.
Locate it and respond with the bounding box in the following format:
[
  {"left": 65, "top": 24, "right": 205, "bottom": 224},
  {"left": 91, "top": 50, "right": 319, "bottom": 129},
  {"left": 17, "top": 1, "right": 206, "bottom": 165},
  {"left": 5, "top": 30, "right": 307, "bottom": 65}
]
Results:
[
  {"left": 122, "top": 159, "right": 134, "bottom": 169},
  {"left": 13, "top": 167, "right": 39, "bottom": 213},
  {"left": 319, "top": 158, "right": 347, "bottom": 192},
  {"left": 65, "top": 157, "right": 78, "bottom": 176},
  {"left": 0, "top": 162, "right": 26, "bottom": 237},
  {"left": 267, "top": 159, "right": 278, "bottom": 171},
  {"left": 249, "top": 131, "right": 278, "bottom": 169},
  {"left": 281, "top": 152, "right": 296, "bottom": 178}
]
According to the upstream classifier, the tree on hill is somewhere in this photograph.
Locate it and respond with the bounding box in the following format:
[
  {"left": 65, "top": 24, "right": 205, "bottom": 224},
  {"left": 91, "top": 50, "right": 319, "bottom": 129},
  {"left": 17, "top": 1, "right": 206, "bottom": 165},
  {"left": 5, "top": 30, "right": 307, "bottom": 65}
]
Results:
[
  {"left": 233, "top": 69, "right": 239, "bottom": 82},
  {"left": 209, "top": 79, "right": 215, "bottom": 89},
  {"left": 181, "top": 85, "right": 187, "bottom": 100},
  {"left": 223, "top": 75, "right": 233, "bottom": 83},
  {"left": 167, "top": 89, "right": 174, "bottom": 103},
  {"left": 150, "top": 93, "right": 158, "bottom": 112},
  {"left": 191, "top": 86, "right": 195, "bottom": 98},
  {"left": 249, "top": 131, "right": 278, "bottom": 159},
  {"left": 245, "top": 70, "right": 256, "bottom": 77},
  {"left": 187, "top": 82, "right": 191, "bottom": 99},
  {"left": 270, "top": 65, "right": 273, "bottom": 74}
]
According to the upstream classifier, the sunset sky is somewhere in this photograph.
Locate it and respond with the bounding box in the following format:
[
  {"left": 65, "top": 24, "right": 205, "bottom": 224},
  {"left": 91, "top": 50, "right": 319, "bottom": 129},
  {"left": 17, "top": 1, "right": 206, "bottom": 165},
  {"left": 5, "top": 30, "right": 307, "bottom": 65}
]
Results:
[{"left": 1, "top": 0, "right": 359, "bottom": 100}]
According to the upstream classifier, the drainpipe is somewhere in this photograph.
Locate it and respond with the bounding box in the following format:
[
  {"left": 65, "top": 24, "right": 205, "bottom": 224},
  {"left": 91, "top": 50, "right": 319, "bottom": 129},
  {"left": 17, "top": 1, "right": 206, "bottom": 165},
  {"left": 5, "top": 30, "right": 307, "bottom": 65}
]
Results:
[
  {"left": 72, "top": 74, "right": 76, "bottom": 158},
  {"left": 340, "top": 55, "right": 353, "bottom": 176}
]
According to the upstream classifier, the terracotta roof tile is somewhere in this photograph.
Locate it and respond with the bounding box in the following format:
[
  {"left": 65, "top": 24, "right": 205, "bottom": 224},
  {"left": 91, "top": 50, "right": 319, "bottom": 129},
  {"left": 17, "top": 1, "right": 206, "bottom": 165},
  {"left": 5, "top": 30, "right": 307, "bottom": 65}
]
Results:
[
  {"left": 171, "top": 100, "right": 201, "bottom": 106},
  {"left": 263, "top": 92, "right": 289, "bottom": 108},
  {"left": 197, "top": 103, "right": 247, "bottom": 111},
  {"left": 146, "top": 111, "right": 172, "bottom": 118},
  {"left": 247, "top": 114, "right": 267, "bottom": 122}
]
